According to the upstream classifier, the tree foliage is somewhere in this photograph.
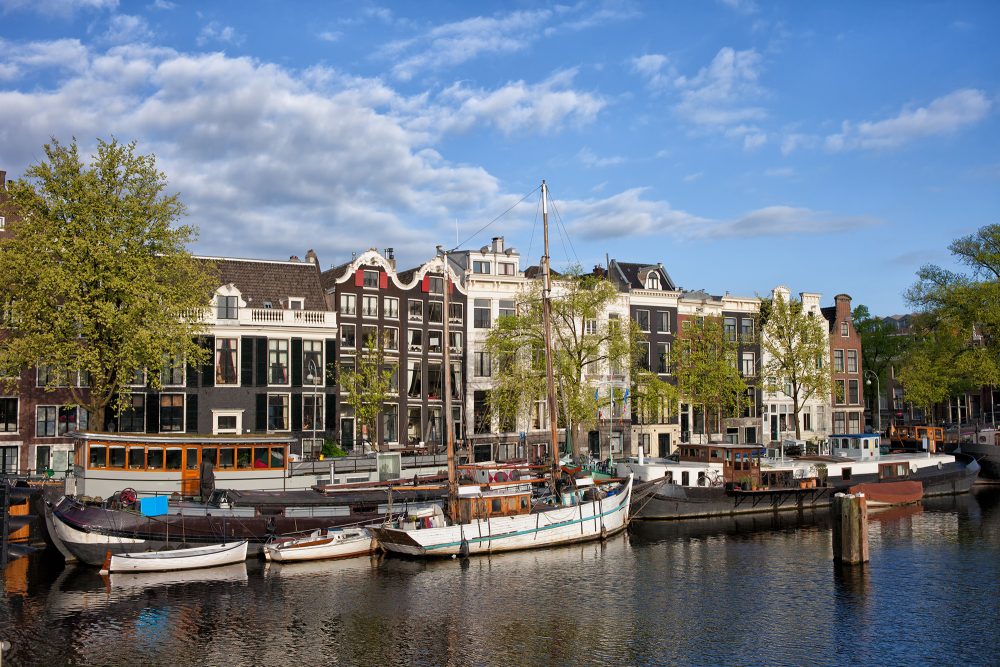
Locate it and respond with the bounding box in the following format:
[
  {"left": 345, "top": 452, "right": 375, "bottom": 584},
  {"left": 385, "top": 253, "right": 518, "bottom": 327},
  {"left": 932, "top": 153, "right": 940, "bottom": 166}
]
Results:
[
  {"left": 669, "top": 315, "right": 748, "bottom": 437},
  {"left": 484, "top": 266, "right": 655, "bottom": 458},
  {"left": 759, "top": 293, "right": 832, "bottom": 439},
  {"left": 852, "top": 304, "right": 911, "bottom": 384},
  {"left": 0, "top": 138, "right": 216, "bottom": 427},
  {"left": 901, "top": 224, "right": 1000, "bottom": 412},
  {"left": 340, "top": 331, "right": 397, "bottom": 452}
]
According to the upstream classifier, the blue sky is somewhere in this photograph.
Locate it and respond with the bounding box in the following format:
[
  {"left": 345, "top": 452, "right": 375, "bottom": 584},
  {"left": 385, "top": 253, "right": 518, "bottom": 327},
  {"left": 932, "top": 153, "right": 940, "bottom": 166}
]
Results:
[{"left": 1, "top": 1, "right": 997, "bottom": 315}]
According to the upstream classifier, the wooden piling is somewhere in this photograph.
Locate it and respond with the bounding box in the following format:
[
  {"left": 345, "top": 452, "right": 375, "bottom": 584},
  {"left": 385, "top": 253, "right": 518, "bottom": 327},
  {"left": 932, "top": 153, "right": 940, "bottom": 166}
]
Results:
[{"left": 831, "top": 492, "right": 869, "bottom": 565}]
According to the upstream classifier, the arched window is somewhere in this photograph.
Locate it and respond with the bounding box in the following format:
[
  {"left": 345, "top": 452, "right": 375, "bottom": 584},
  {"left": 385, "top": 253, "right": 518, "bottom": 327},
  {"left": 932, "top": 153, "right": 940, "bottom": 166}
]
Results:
[{"left": 645, "top": 272, "right": 660, "bottom": 290}]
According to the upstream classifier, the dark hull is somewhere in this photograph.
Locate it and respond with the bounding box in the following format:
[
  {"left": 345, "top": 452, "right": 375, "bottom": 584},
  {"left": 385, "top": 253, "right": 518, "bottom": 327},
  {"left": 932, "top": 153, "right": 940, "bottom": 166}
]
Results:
[
  {"left": 632, "top": 460, "right": 979, "bottom": 520},
  {"left": 959, "top": 442, "right": 1000, "bottom": 480},
  {"left": 50, "top": 497, "right": 389, "bottom": 566}
]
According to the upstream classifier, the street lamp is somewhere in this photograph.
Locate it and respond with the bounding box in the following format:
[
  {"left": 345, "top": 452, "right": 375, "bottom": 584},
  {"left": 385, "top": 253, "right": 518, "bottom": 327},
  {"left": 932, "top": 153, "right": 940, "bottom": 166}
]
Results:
[
  {"left": 306, "top": 359, "right": 319, "bottom": 459},
  {"left": 864, "top": 370, "right": 880, "bottom": 435}
]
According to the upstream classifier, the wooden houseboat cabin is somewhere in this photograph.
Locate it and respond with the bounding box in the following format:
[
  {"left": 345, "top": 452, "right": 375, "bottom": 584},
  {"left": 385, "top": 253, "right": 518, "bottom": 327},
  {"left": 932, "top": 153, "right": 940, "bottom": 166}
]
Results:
[{"left": 69, "top": 432, "right": 306, "bottom": 498}]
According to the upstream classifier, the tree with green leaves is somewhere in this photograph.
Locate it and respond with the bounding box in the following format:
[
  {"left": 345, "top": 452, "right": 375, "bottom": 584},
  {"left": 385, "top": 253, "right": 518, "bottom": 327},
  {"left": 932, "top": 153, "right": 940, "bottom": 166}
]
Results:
[
  {"left": 484, "top": 265, "right": 650, "bottom": 459},
  {"left": 0, "top": 138, "right": 216, "bottom": 429},
  {"left": 758, "top": 293, "right": 832, "bottom": 440},
  {"left": 340, "top": 330, "right": 397, "bottom": 452},
  {"left": 852, "top": 303, "right": 911, "bottom": 426},
  {"left": 669, "top": 315, "right": 748, "bottom": 439}
]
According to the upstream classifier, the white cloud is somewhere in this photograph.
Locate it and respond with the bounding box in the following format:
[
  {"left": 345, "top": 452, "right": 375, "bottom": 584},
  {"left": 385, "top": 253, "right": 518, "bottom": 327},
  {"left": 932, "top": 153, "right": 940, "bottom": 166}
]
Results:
[
  {"left": 317, "top": 31, "right": 342, "bottom": 43},
  {"left": 0, "top": 38, "right": 90, "bottom": 78},
  {"left": 577, "top": 148, "right": 625, "bottom": 168},
  {"left": 764, "top": 167, "right": 794, "bottom": 177},
  {"left": 742, "top": 131, "right": 766, "bottom": 150},
  {"left": 150, "top": 0, "right": 174, "bottom": 9},
  {"left": 714, "top": 206, "right": 879, "bottom": 238},
  {"left": 674, "top": 47, "right": 766, "bottom": 127},
  {"left": 197, "top": 22, "right": 244, "bottom": 47},
  {"left": 826, "top": 88, "right": 992, "bottom": 151},
  {"left": 103, "top": 14, "right": 152, "bottom": 44},
  {"left": 630, "top": 53, "right": 673, "bottom": 90},
  {"left": 719, "top": 0, "right": 758, "bottom": 14},
  {"left": 682, "top": 172, "right": 703, "bottom": 183},
  {"left": 0, "top": 0, "right": 116, "bottom": 17}
]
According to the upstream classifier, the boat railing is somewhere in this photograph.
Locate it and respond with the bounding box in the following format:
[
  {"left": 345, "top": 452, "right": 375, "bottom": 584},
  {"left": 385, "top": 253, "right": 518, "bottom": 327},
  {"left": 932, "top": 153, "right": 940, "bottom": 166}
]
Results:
[{"left": 290, "top": 453, "right": 450, "bottom": 477}]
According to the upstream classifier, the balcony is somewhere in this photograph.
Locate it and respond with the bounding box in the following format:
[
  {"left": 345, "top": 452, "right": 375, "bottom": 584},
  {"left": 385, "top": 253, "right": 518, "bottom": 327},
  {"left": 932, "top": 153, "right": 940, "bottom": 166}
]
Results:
[{"left": 200, "top": 307, "right": 336, "bottom": 328}]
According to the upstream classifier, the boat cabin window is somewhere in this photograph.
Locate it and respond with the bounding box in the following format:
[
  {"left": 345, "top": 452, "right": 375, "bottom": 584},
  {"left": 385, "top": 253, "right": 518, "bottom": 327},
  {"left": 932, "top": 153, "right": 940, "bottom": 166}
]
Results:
[
  {"left": 237, "top": 447, "right": 252, "bottom": 469},
  {"left": 186, "top": 448, "right": 199, "bottom": 470},
  {"left": 491, "top": 499, "right": 502, "bottom": 513},
  {"left": 219, "top": 448, "right": 235, "bottom": 469},
  {"left": 711, "top": 449, "right": 722, "bottom": 460},
  {"left": 128, "top": 447, "right": 145, "bottom": 469},
  {"left": 165, "top": 447, "right": 182, "bottom": 470},
  {"left": 879, "top": 463, "right": 910, "bottom": 480},
  {"left": 842, "top": 467, "right": 851, "bottom": 481},
  {"left": 109, "top": 446, "right": 126, "bottom": 469},
  {"left": 269, "top": 447, "right": 284, "bottom": 468},
  {"left": 89, "top": 445, "right": 107, "bottom": 468},
  {"left": 520, "top": 496, "right": 528, "bottom": 510},
  {"left": 147, "top": 447, "right": 164, "bottom": 469},
  {"left": 682, "top": 471, "right": 689, "bottom": 486}
]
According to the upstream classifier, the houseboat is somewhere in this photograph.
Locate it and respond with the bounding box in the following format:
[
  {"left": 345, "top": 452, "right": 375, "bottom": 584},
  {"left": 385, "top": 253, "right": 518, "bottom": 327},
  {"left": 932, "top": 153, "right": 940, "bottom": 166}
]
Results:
[
  {"left": 958, "top": 428, "right": 1000, "bottom": 480},
  {"left": 619, "top": 435, "right": 979, "bottom": 520}
]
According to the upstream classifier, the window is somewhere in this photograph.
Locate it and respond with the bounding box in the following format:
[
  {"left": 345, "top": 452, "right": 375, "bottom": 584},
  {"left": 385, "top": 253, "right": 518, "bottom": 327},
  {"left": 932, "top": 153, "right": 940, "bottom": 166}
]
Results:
[
  {"left": 120, "top": 395, "right": 145, "bottom": 432},
  {"left": 408, "top": 300, "right": 423, "bottom": 322},
  {"left": 499, "top": 262, "right": 515, "bottom": 276},
  {"left": 815, "top": 354, "right": 824, "bottom": 370},
  {"left": 407, "top": 407, "right": 421, "bottom": 442},
  {"left": 383, "top": 404, "right": 398, "bottom": 443},
  {"left": 833, "top": 350, "right": 844, "bottom": 372},
  {"left": 636, "top": 310, "right": 650, "bottom": 332},
  {"left": 304, "top": 340, "right": 323, "bottom": 384},
  {"left": 449, "top": 302, "right": 463, "bottom": 323},
  {"left": 0, "top": 216, "right": 4, "bottom": 230},
  {"left": 407, "top": 361, "right": 422, "bottom": 398},
  {"left": 531, "top": 399, "right": 547, "bottom": 430},
  {"left": 428, "top": 301, "right": 443, "bottom": 323},
  {"left": 339, "top": 357, "right": 355, "bottom": 386},
  {"left": 361, "top": 325, "right": 379, "bottom": 349},
  {"left": 657, "top": 344, "right": 669, "bottom": 374},
  {"left": 473, "top": 261, "right": 491, "bottom": 274},
  {"left": 364, "top": 270, "right": 379, "bottom": 288},
  {"left": 847, "top": 350, "right": 858, "bottom": 373},
  {"left": 638, "top": 343, "right": 650, "bottom": 370},
  {"left": 340, "top": 324, "right": 356, "bottom": 349},
  {"left": 267, "top": 394, "right": 290, "bottom": 431},
  {"left": 848, "top": 379, "right": 860, "bottom": 404},
  {"left": 160, "top": 354, "right": 185, "bottom": 387},
  {"left": 645, "top": 272, "right": 660, "bottom": 290},
  {"left": 0, "top": 398, "right": 16, "bottom": 432},
  {"left": 427, "top": 331, "right": 443, "bottom": 354},
  {"left": 584, "top": 319, "right": 597, "bottom": 335},
  {"left": 36, "top": 406, "right": 56, "bottom": 437},
  {"left": 724, "top": 317, "right": 737, "bottom": 342},
  {"left": 428, "top": 277, "right": 444, "bottom": 294},
  {"left": 216, "top": 338, "right": 238, "bottom": 385},
  {"left": 473, "top": 391, "right": 490, "bottom": 434},
  {"left": 214, "top": 412, "right": 240, "bottom": 435},
  {"left": 217, "top": 295, "right": 239, "bottom": 319},
  {"left": 57, "top": 406, "right": 78, "bottom": 435},
  {"left": 803, "top": 411, "right": 812, "bottom": 432},
  {"left": 449, "top": 331, "right": 462, "bottom": 351},
  {"left": 841, "top": 321, "right": 849, "bottom": 337},
  {"left": 340, "top": 293, "right": 356, "bottom": 316},
  {"left": 408, "top": 329, "right": 423, "bottom": 351},
  {"left": 303, "top": 394, "right": 324, "bottom": 431},
  {"left": 835, "top": 380, "right": 846, "bottom": 405},
  {"left": 268, "top": 339, "right": 289, "bottom": 384},
  {"left": 386, "top": 365, "right": 399, "bottom": 394},
  {"left": 474, "top": 299, "right": 491, "bottom": 328},
  {"left": 657, "top": 312, "right": 671, "bottom": 333},
  {"left": 160, "top": 394, "right": 184, "bottom": 432},
  {"left": 741, "top": 352, "right": 755, "bottom": 376},
  {"left": 740, "top": 318, "right": 753, "bottom": 341},
  {"left": 428, "top": 364, "right": 443, "bottom": 399},
  {"left": 848, "top": 412, "right": 861, "bottom": 434},
  {"left": 384, "top": 327, "right": 399, "bottom": 351},
  {"left": 362, "top": 295, "right": 378, "bottom": 317},
  {"left": 384, "top": 297, "right": 399, "bottom": 319},
  {"left": 474, "top": 350, "right": 491, "bottom": 377},
  {"left": 288, "top": 298, "right": 304, "bottom": 310},
  {"left": 498, "top": 300, "right": 515, "bottom": 318}
]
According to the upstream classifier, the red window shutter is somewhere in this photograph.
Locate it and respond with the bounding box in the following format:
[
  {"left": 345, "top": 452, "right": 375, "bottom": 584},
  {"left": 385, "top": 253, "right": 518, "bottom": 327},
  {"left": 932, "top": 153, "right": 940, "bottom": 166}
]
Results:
[
  {"left": 421, "top": 276, "right": 430, "bottom": 293},
  {"left": 448, "top": 277, "right": 454, "bottom": 294},
  {"left": 379, "top": 272, "right": 388, "bottom": 289},
  {"left": 354, "top": 269, "right": 364, "bottom": 287}
]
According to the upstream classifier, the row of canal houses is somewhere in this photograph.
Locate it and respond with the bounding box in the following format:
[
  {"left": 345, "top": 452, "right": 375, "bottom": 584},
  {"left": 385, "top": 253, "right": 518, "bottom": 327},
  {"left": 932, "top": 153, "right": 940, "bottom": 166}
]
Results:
[{"left": 0, "top": 171, "right": 866, "bottom": 474}]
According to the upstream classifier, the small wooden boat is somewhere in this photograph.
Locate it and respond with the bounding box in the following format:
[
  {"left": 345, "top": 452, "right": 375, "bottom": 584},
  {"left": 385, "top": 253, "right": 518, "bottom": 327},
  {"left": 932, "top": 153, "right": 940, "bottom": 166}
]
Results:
[
  {"left": 263, "top": 527, "right": 375, "bottom": 562},
  {"left": 99, "top": 540, "right": 249, "bottom": 574},
  {"left": 849, "top": 481, "right": 923, "bottom": 507}
]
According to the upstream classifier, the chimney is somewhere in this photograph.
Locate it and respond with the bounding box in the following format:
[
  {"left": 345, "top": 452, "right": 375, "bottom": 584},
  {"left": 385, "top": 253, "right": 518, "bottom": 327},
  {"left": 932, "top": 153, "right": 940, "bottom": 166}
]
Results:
[
  {"left": 305, "top": 249, "right": 319, "bottom": 265},
  {"left": 384, "top": 248, "right": 396, "bottom": 269},
  {"left": 491, "top": 236, "right": 504, "bottom": 253},
  {"left": 289, "top": 255, "right": 300, "bottom": 262}
]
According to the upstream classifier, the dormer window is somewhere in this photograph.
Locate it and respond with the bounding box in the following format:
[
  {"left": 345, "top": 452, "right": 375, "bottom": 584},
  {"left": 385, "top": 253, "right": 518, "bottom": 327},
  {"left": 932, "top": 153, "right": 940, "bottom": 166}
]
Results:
[
  {"left": 645, "top": 272, "right": 660, "bottom": 290},
  {"left": 288, "top": 298, "right": 304, "bottom": 310},
  {"left": 363, "top": 270, "right": 379, "bottom": 288},
  {"left": 217, "top": 295, "right": 239, "bottom": 319},
  {"left": 263, "top": 301, "right": 273, "bottom": 309}
]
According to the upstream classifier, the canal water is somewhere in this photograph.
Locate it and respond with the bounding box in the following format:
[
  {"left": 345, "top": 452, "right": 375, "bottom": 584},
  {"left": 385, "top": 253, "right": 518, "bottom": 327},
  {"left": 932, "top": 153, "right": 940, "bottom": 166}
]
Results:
[{"left": 1, "top": 488, "right": 998, "bottom": 666}]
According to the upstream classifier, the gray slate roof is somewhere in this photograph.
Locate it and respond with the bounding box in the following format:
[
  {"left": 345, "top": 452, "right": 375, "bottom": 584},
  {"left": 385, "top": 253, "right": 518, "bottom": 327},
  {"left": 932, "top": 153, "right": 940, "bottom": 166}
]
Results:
[
  {"left": 202, "top": 257, "right": 329, "bottom": 311},
  {"left": 609, "top": 260, "right": 676, "bottom": 291}
]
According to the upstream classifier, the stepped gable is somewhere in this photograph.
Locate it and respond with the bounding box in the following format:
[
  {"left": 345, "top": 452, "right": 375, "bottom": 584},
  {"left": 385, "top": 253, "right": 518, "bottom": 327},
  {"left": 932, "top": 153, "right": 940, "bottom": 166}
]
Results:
[
  {"left": 609, "top": 260, "right": 676, "bottom": 291},
  {"left": 204, "top": 256, "right": 328, "bottom": 311}
]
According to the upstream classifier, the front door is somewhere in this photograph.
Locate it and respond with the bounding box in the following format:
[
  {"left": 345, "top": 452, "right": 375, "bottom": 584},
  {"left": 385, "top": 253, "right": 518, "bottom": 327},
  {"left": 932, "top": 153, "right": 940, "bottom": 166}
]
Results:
[
  {"left": 588, "top": 431, "right": 600, "bottom": 457},
  {"left": 182, "top": 447, "right": 200, "bottom": 497},
  {"left": 770, "top": 414, "right": 778, "bottom": 442},
  {"left": 658, "top": 433, "right": 670, "bottom": 458}
]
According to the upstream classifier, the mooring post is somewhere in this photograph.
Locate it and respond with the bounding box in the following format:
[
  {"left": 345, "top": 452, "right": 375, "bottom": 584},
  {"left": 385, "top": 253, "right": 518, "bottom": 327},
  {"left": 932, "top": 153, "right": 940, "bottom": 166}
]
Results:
[{"left": 831, "top": 492, "right": 869, "bottom": 565}]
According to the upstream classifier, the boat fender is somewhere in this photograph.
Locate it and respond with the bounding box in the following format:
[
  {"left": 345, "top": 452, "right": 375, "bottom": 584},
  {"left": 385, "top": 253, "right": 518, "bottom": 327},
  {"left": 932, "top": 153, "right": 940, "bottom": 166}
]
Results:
[
  {"left": 265, "top": 516, "right": 277, "bottom": 535},
  {"left": 459, "top": 538, "right": 470, "bottom": 559}
]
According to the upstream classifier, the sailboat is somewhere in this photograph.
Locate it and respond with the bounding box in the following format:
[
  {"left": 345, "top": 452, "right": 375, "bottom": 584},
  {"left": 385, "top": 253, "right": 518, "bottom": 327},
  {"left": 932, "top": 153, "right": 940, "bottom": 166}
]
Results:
[{"left": 370, "top": 181, "right": 634, "bottom": 557}]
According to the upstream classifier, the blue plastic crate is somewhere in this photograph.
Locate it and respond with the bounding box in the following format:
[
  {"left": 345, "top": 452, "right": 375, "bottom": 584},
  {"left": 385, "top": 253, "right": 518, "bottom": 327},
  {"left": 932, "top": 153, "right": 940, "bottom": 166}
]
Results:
[{"left": 139, "top": 495, "right": 168, "bottom": 517}]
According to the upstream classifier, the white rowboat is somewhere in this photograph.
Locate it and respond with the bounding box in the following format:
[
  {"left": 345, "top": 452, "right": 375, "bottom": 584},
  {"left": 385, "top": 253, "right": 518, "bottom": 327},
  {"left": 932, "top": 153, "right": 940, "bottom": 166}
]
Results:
[
  {"left": 264, "top": 528, "right": 375, "bottom": 562},
  {"left": 99, "top": 540, "right": 249, "bottom": 574}
]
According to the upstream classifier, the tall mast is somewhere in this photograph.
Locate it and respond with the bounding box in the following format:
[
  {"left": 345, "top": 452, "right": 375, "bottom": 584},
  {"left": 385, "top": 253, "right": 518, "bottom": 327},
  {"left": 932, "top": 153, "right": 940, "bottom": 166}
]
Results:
[
  {"left": 441, "top": 248, "right": 458, "bottom": 520},
  {"left": 540, "top": 181, "right": 561, "bottom": 494}
]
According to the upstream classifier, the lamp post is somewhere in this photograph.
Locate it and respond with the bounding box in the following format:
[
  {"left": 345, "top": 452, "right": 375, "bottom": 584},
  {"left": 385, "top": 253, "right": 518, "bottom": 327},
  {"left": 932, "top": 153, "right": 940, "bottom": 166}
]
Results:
[
  {"left": 306, "top": 359, "right": 319, "bottom": 459},
  {"left": 864, "top": 370, "right": 880, "bottom": 435}
]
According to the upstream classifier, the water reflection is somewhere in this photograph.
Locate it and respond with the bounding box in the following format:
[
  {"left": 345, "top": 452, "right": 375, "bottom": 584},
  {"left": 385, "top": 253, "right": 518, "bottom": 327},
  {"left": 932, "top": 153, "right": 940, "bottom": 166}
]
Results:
[{"left": 0, "top": 489, "right": 997, "bottom": 666}]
